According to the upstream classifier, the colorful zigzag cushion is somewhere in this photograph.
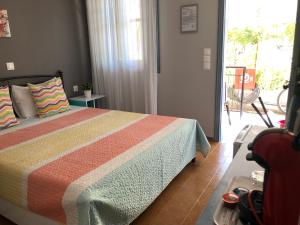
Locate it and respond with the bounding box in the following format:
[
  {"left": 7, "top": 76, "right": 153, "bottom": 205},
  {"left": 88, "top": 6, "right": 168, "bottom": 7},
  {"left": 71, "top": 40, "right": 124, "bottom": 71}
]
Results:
[
  {"left": 0, "top": 86, "right": 19, "bottom": 129},
  {"left": 28, "top": 77, "right": 70, "bottom": 118}
]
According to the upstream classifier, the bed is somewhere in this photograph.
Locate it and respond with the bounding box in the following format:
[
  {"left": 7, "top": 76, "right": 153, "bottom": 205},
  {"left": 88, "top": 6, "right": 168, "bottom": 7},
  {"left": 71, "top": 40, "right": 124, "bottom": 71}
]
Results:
[{"left": 0, "top": 72, "right": 210, "bottom": 225}]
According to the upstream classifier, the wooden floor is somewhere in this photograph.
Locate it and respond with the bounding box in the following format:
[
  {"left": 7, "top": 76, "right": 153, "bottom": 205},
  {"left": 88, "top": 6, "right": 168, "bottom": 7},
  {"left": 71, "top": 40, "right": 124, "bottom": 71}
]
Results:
[{"left": 0, "top": 142, "right": 232, "bottom": 225}]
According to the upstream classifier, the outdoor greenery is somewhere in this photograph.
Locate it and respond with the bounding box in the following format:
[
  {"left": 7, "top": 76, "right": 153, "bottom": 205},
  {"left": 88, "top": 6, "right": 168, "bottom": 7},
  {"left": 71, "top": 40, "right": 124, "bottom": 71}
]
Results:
[
  {"left": 256, "top": 69, "right": 285, "bottom": 90},
  {"left": 285, "top": 23, "right": 296, "bottom": 43},
  {"left": 227, "top": 27, "right": 264, "bottom": 68},
  {"left": 226, "top": 23, "right": 295, "bottom": 90}
]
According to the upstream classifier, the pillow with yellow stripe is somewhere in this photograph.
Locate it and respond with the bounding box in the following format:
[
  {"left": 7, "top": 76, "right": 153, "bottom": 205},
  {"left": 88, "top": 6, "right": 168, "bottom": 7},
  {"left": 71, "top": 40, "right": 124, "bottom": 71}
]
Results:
[
  {"left": 28, "top": 77, "right": 70, "bottom": 118},
  {"left": 0, "top": 86, "right": 19, "bottom": 129}
]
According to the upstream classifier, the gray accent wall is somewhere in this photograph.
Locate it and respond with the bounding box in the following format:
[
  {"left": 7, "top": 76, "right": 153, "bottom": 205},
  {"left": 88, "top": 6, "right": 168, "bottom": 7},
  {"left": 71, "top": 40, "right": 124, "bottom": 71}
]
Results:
[
  {"left": 0, "top": 0, "right": 91, "bottom": 96},
  {"left": 0, "top": 0, "right": 220, "bottom": 137},
  {"left": 158, "top": 0, "right": 219, "bottom": 138}
]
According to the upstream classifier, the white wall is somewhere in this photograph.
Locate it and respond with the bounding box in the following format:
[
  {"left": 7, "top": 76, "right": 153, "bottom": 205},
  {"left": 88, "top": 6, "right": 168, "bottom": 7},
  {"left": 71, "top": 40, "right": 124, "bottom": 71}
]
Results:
[{"left": 158, "top": 0, "right": 219, "bottom": 138}]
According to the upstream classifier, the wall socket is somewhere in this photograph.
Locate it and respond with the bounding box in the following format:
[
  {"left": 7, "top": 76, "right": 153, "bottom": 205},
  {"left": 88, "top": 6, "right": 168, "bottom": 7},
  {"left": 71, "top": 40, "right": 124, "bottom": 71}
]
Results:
[
  {"left": 73, "top": 85, "right": 79, "bottom": 92},
  {"left": 6, "top": 62, "right": 15, "bottom": 71}
]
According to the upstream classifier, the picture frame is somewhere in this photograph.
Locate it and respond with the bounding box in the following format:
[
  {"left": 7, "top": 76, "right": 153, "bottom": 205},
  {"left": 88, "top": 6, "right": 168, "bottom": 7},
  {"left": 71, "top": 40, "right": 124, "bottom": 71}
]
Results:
[
  {"left": 180, "top": 4, "right": 198, "bottom": 33},
  {"left": 0, "top": 9, "right": 11, "bottom": 38}
]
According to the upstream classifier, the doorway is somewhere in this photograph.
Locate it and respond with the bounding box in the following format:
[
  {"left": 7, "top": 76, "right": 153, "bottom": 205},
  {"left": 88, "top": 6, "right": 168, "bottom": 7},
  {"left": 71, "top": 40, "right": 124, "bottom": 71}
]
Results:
[{"left": 218, "top": 0, "right": 298, "bottom": 142}]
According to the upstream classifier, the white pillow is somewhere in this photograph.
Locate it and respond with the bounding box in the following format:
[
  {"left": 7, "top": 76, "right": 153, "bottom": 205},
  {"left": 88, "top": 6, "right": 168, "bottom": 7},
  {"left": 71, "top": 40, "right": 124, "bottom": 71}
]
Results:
[{"left": 11, "top": 85, "right": 37, "bottom": 119}]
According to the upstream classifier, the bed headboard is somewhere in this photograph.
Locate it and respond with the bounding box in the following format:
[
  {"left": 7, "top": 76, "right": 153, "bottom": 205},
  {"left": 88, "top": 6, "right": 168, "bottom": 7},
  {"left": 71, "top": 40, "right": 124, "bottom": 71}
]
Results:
[{"left": 0, "top": 70, "right": 64, "bottom": 87}]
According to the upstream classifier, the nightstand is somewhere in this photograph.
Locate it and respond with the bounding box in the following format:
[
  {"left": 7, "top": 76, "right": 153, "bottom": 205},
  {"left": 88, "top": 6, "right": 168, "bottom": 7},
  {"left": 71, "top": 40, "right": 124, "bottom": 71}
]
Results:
[{"left": 69, "top": 94, "right": 105, "bottom": 108}]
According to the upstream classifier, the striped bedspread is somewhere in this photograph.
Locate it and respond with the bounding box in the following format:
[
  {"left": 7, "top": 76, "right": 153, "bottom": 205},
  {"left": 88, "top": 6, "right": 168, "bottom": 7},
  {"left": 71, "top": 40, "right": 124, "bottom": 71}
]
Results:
[{"left": 0, "top": 108, "right": 210, "bottom": 225}]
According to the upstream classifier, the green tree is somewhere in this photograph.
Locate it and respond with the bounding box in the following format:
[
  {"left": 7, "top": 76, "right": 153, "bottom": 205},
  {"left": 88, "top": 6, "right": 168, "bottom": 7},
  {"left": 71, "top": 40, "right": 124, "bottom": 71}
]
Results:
[
  {"left": 269, "top": 23, "right": 295, "bottom": 45},
  {"left": 227, "top": 27, "right": 264, "bottom": 68},
  {"left": 256, "top": 69, "right": 285, "bottom": 91},
  {"left": 285, "top": 23, "right": 296, "bottom": 44}
]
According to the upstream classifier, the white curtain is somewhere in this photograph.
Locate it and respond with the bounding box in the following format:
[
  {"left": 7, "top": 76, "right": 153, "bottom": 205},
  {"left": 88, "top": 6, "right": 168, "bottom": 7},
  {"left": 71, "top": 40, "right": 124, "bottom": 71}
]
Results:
[{"left": 86, "top": 0, "right": 158, "bottom": 114}]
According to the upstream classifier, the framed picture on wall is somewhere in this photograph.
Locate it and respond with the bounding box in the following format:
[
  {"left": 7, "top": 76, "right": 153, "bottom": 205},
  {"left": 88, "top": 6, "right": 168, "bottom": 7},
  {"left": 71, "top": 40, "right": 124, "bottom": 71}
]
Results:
[
  {"left": 0, "top": 9, "right": 11, "bottom": 38},
  {"left": 180, "top": 4, "right": 198, "bottom": 33}
]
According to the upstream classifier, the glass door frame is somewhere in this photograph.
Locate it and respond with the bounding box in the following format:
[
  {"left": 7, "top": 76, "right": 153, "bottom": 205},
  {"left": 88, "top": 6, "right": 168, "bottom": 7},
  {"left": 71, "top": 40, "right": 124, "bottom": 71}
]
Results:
[{"left": 214, "top": 0, "right": 300, "bottom": 141}]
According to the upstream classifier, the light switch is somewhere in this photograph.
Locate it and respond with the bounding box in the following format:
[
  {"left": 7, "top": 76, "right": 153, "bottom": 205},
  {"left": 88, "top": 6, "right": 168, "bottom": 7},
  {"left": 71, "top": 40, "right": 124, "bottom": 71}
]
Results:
[
  {"left": 203, "top": 48, "right": 211, "bottom": 71},
  {"left": 6, "top": 62, "right": 15, "bottom": 71},
  {"left": 73, "top": 85, "right": 79, "bottom": 92},
  {"left": 204, "top": 62, "right": 211, "bottom": 71},
  {"left": 204, "top": 55, "right": 211, "bottom": 63},
  {"left": 204, "top": 48, "right": 211, "bottom": 56}
]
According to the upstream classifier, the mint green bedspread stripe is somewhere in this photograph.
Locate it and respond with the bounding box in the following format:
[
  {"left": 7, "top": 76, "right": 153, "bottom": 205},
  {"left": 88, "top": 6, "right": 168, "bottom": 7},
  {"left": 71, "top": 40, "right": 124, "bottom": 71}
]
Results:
[{"left": 76, "top": 120, "right": 209, "bottom": 225}]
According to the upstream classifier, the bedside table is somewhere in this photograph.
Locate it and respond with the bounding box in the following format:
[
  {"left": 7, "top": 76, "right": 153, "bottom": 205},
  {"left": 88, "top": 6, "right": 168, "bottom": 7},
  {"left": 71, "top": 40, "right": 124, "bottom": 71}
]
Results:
[{"left": 69, "top": 94, "right": 105, "bottom": 108}]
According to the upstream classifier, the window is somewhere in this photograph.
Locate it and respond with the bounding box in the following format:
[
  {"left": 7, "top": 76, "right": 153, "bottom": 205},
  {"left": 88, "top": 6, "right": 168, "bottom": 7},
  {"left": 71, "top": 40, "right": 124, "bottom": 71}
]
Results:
[
  {"left": 125, "top": 0, "right": 143, "bottom": 60},
  {"left": 118, "top": 0, "right": 143, "bottom": 61}
]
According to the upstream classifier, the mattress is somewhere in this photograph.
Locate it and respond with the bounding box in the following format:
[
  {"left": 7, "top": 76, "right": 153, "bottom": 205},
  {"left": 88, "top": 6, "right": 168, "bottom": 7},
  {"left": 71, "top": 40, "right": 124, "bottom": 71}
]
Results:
[{"left": 0, "top": 107, "right": 210, "bottom": 225}]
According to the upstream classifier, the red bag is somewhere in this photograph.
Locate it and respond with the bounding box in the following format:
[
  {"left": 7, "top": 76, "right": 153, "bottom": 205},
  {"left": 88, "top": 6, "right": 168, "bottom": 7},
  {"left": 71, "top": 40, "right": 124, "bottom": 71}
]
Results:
[{"left": 248, "top": 129, "right": 300, "bottom": 225}]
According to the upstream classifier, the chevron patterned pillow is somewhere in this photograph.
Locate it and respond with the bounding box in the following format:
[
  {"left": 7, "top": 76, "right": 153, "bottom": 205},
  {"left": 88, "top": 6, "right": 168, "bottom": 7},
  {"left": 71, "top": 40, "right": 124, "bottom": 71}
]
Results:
[
  {"left": 28, "top": 77, "right": 70, "bottom": 118},
  {"left": 0, "top": 86, "right": 19, "bottom": 129}
]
